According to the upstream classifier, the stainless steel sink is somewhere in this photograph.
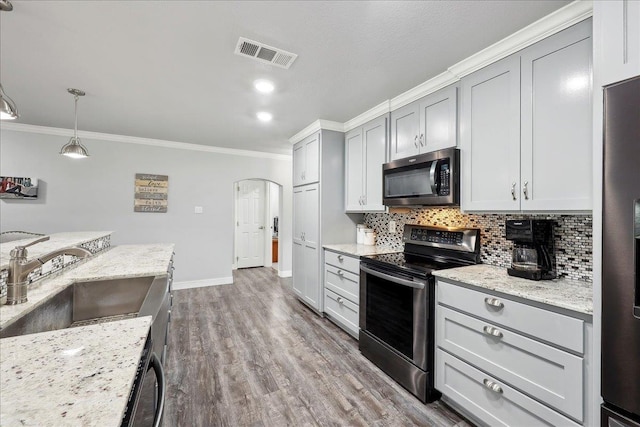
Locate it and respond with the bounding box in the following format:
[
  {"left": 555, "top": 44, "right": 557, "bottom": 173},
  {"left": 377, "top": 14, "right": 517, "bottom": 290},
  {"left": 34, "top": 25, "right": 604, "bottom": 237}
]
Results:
[{"left": 0, "top": 275, "right": 168, "bottom": 339}]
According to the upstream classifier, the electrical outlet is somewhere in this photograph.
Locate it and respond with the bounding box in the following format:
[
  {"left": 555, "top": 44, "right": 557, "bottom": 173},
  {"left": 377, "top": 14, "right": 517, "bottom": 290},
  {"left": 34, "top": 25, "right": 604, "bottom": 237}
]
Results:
[
  {"left": 194, "top": 206, "right": 204, "bottom": 214},
  {"left": 389, "top": 220, "right": 397, "bottom": 233}
]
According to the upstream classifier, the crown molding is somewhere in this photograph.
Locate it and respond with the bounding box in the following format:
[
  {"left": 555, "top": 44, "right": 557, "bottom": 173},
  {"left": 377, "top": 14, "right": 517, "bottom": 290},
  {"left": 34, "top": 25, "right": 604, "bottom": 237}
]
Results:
[
  {"left": 389, "top": 71, "right": 459, "bottom": 111},
  {"left": 288, "top": 119, "right": 344, "bottom": 144},
  {"left": 448, "top": 0, "right": 593, "bottom": 79},
  {"left": 343, "top": 100, "right": 391, "bottom": 132},
  {"left": 0, "top": 123, "right": 292, "bottom": 160}
]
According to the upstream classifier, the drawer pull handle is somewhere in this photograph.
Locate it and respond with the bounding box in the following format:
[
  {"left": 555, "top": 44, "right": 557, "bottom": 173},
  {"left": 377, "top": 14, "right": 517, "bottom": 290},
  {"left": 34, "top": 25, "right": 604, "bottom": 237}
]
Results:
[
  {"left": 484, "top": 297, "right": 504, "bottom": 309},
  {"left": 337, "top": 297, "right": 344, "bottom": 305},
  {"left": 337, "top": 255, "right": 344, "bottom": 261},
  {"left": 483, "top": 379, "right": 503, "bottom": 394},
  {"left": 337, "top": 270, "right": 343, "bottom": 276},
  {"left": 483, "top": 325, "right": 503, "bottom": 338}
]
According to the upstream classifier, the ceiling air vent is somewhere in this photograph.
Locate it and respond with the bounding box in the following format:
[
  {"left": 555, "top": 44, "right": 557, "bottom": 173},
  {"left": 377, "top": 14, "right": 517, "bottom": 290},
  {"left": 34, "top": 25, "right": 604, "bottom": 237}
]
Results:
[{"left": 235, "top": 37, "right": 298, "bottom": 69}]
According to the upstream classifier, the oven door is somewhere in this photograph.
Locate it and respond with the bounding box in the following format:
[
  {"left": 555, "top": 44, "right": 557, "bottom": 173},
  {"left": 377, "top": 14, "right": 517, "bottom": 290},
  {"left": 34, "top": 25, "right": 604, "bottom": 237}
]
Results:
[{"left": 359, "top": 264, "right": 430, "bottom": 370}]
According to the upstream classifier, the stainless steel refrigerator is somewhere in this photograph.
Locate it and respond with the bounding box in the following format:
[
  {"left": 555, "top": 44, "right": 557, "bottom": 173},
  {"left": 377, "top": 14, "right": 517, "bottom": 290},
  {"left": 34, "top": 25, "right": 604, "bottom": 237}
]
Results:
[{"left": 602, "top": 75, "right": 640, "bottom": 427}]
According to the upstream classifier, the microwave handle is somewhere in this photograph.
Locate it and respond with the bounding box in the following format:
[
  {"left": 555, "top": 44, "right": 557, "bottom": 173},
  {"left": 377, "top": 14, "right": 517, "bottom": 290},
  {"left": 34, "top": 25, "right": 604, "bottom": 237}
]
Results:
[{"left": 429, "top": 160, "right": 438, "bottom": 195}]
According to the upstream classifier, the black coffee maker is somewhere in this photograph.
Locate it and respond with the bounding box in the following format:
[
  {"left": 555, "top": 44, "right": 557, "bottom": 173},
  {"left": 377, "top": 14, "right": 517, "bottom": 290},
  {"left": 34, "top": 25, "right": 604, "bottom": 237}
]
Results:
[{"left": 505, "top": 219, "right": 556, "bottom": 280}]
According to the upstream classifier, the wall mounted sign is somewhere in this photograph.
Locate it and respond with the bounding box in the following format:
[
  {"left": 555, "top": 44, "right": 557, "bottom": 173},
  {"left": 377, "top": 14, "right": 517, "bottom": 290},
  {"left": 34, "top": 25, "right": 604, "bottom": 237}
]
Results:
[
  {"left": 0, "top": 176, "right": 38, "bottom": 199},
  {"left": 134, "top": 173, "right": 168, "bottom": 213}
]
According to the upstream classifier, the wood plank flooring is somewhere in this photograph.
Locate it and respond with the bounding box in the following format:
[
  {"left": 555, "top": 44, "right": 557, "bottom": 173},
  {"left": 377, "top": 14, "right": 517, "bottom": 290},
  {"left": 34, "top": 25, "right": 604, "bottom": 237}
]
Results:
[{"left": 164, "top": 267, "right": 471, "bottom": 427}]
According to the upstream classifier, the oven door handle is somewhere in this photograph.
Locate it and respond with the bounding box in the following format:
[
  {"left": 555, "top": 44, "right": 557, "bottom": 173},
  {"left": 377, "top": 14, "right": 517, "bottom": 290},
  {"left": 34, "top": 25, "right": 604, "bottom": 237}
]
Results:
[
  {"left": 360, "top": 265, "right": 426, "bottom": 289},
  {"left": 148, "top": 352, "right": 165, "bottom": 427}
]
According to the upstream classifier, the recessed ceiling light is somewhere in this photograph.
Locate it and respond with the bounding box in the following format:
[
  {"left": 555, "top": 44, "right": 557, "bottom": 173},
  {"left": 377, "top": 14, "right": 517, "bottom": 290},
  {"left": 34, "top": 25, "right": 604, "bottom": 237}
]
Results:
[
  {"left": 257, "top": 111, "right": 273, "bottom": 122},
  {"left": 254, "top": 79, "right": 275, "bottom": 94}
]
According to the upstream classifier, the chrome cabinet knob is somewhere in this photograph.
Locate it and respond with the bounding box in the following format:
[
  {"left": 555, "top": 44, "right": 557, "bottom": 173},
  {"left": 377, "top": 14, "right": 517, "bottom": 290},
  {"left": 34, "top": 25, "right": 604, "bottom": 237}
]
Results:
[
  {"left": 337, "top": 296, "right": 344, "bottom": 305},
  {"left": 419, "top": 133, "right": 424, "bottom": 146},
  {"left": 414, "top": 135, "right": 419, "bottom": 148},
  {"left": 523, "top": 181, "right": 529, "bottom": 200},
  {"left": 337, "top": 255, "right": 344, "bottom": 261},
  {"left": 511, "top": 182, "right": 517, "bottom": 201},
  {"left": 483, "top": 325, "right": 504, "bottom": 338},
  {"left": 484, "top": 297, "right": 504, "bottom": 309},
  {"left": 483, "top": 379, "right": 503, "bottom": 394}
]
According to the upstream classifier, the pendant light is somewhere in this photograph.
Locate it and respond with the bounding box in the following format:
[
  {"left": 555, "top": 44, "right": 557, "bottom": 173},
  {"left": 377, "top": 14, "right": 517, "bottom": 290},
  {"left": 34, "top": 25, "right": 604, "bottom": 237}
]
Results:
[
  {"left": 0, "top": 1, "right": 18, "bottom": 120},
  {"left": 60, "top": 88, "right": 89, "bottom": 159},
  {"left": 0, "top": 84, "right": 19, "bottom": 120}
]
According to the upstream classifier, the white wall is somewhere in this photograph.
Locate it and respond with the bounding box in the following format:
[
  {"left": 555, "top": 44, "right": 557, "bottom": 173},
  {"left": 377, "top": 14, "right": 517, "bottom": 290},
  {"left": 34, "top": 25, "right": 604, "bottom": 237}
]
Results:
[{"left": 0, "top": 128, "right": 293, "bottom": 284}]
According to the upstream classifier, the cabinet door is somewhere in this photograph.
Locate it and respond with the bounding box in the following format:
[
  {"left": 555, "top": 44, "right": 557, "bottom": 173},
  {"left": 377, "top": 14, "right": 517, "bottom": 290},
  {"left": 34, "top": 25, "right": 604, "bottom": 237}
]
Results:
[
  {"left": 362, "top": 116, "right": 387, "bottom": 211},
  {"left": 345, "top": 127, "right": 364, "bottom": 212},
  {"left": 304, "top": 132, "right": 320, "bottom": 184},
  {"left": 596, "top": 0, "right": 640, "bottom": 86},
  {"left": 302, "top": 184, "right": 320, "bottom": 310},
  {"left": 389, "top": 101, "right": 420, "bottom": 160},
  {"left": 521, "top": 20, "right": 592, "bottom": 211},
  {"left": 292, "top": 142, "right": 305, "bottom": 187},
  {"left": 292, "top": 187, "right": 305, "bottom": 297},
  {"left": 419, "top": 85, "right": 458, "bottom": 152},
  {"left": 460, "top": 55, "right": 521, "bottom": 211}
]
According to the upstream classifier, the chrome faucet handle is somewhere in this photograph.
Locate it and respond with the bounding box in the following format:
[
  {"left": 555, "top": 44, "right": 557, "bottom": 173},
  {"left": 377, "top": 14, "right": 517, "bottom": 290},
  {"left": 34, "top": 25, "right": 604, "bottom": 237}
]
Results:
[{"left": 10, "top": 236, "right": 50, "bottom": 259}]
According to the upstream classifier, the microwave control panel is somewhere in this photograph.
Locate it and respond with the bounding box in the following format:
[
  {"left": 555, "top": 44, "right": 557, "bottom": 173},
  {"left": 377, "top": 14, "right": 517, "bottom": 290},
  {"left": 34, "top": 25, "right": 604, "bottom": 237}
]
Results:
[{"left": 438, "top": 161, "right": 450, "bottom": 196}]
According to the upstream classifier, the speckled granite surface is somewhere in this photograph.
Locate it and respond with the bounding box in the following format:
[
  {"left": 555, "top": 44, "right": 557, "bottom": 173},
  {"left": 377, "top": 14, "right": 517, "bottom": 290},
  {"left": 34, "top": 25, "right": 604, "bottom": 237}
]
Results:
[
  {"left": 0, "top": 316, "right": 151, "bottom": 427},
  {"left": 0, "top": 244, "right": 175, "bottom": 330},
  {"left": 433, "top": 264, "right": 592, "bottom": 315},
  {"left": 323, "top": 244, "right": 398, "bottom": 257},
  {"left": 0, "top": 232, "right": 112, "bottom": 270}
]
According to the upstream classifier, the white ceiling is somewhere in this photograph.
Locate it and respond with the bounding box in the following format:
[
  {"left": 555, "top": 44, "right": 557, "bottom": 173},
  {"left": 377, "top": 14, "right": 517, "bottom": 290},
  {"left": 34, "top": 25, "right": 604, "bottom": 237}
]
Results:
[{"left": 0, "top": 0, "right": 570, "bottom": 155}]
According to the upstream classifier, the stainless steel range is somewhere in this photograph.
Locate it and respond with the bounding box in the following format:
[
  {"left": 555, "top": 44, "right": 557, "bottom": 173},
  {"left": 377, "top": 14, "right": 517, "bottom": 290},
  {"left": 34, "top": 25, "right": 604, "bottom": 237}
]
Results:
[{"left": 359, "top": 224, "right": 480, "bottom": 402}]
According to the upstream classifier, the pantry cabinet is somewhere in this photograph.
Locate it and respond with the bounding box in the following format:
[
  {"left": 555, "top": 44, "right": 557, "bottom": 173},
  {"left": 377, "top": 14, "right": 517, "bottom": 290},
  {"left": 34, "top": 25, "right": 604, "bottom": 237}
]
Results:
[
  {"left": 293, "top": 132, "right": 320, "bottom": 187},
  {"left": 595, "top": 0, "right": 640, "bottom": 86},
  {"left": 292, "top": 129, "right": 357, "bottom": 313},
  {"left": 461, "top": 19, "right": 592, "bottom": 212},
  {"left": 389, "top": 84, "right": 458, "bottom": 161},
  {"left": 345, "top": 115, "right": 387, "bottom": 212}
]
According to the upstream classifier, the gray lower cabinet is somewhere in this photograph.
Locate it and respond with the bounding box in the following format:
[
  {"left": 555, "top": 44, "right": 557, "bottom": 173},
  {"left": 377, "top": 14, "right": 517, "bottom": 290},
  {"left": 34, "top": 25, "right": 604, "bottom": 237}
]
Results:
[
  {"left": 323, "top": 249, "right": 360, "bottom": 338},
  {"left": 435, "top": 278, "right": 591, "bottom": 427}
]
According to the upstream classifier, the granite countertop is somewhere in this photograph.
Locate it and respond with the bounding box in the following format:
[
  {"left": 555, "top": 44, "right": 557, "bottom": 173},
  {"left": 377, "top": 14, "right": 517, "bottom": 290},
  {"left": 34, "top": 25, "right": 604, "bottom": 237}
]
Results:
[
  {"left": 0, "top": 316, "right": 151, "bottom": 427},
  {"left": 0, "top": 231, "right": 112, "bottom": 270},
  {"left": 323, "top": 243, "right": 399, "bottom": 257},
  {"left": 433, "top": 264, "right": 593, "bottom": 315},
  {"left": 0, "top": 243, "right": 175, "bottom": 330}
]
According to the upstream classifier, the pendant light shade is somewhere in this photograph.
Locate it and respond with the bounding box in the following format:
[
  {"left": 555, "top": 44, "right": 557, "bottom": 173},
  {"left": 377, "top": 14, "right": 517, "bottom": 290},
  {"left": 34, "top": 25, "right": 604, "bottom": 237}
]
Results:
[
  {"left": 0, "top": 84, "right": 19, "bottom": 120},
  {"left": 60, "top": 88, "right": 89, "bottom": 159}
]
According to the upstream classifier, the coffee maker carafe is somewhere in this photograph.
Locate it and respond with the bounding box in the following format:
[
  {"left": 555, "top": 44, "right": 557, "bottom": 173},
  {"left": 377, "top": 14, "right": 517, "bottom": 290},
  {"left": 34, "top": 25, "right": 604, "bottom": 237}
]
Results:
[{"left": 505, "top": 219, "right": 556, "bottom": 280}]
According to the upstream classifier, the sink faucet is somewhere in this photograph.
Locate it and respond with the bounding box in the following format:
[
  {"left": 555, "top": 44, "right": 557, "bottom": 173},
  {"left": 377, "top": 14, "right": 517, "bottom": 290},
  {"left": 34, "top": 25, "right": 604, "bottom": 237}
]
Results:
[{"left": 6, "top": 236, "right": 93, "bottom": 305}]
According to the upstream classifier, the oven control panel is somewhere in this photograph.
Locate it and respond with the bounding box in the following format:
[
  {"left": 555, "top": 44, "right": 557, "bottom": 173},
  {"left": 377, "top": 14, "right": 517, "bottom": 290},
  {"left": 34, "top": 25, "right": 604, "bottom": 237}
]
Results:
[{"left": 410, "top": 228, "right": 463, "bottom": 245}]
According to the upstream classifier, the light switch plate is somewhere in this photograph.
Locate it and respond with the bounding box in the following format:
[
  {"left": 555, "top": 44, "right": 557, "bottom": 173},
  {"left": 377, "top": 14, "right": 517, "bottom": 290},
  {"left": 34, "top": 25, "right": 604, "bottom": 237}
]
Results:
[
  {"left": 389, "top": 220, "right": 396, "bottom": 233},
  {"left": 194, "top": 206, "right": 204, "bottom": 214}
]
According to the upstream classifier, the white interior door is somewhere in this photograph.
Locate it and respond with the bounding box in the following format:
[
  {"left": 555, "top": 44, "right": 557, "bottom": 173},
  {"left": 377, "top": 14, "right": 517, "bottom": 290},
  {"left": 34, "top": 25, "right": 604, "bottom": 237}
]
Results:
[{"left": 236, "top": 180, "right": 266, "bottom": 268}]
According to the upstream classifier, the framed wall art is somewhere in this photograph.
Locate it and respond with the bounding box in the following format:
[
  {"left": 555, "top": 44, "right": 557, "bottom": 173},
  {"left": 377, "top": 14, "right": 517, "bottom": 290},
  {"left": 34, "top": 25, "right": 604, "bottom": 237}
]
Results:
[
  {"left": 0, "top": 176, "right": 38, "bottom": 199},
  {"left": 134, "top": 173, "right": 168, "bottom": 213}
]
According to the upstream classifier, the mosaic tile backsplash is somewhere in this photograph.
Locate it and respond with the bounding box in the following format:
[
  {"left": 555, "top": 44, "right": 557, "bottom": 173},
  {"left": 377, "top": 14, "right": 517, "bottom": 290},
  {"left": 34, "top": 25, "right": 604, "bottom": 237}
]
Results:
[{"left": 364, "top": 208, "right": 593, "bottom": 282}]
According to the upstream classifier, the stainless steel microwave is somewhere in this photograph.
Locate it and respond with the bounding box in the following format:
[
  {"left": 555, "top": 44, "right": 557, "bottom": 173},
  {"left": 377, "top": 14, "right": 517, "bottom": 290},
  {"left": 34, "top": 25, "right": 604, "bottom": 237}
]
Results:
[{"left": 383, "top": 147, "right": 459, "bottom": 207}]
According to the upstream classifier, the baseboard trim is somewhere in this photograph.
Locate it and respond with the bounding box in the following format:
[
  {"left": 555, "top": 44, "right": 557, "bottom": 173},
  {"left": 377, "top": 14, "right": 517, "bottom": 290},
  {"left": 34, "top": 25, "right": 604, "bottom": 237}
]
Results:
[
  {"left": 278, "top": 270, "right": 292, "bottom": 278},
  {"left": 173, "top": 277, "right": 233, "bottom": 290}
]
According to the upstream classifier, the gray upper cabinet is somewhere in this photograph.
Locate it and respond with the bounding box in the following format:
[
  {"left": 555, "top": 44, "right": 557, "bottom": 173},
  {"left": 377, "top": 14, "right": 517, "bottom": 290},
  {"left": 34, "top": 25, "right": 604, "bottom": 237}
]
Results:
[
  {"left": 345, "top": 115, "right": 387, "bottom": 212},
  {"left": 595, "top": 0, "right": 640, "bottom": 86},
  {"left": 390, "top": 85, "right": 458, "bottom": 161},
  {"left": 293, "top": 132, "right": 320, "bottom": 187},
  {"left": 460, "top": 56, "right": 521, "bottom": 212},
  {"left": 520, "top": 20, "right": 592, "bottom": 211},
  {"left": 461, "top": 19, "right": 592, "bottom": 212}
]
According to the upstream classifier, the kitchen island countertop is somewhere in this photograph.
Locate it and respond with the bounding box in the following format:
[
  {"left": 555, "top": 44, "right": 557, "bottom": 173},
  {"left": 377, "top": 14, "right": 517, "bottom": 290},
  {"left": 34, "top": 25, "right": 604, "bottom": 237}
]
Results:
[
  {"left": 433, "top": 264, "right": 592, "bottom": 316},
  {"left": 0, "top": 316, "right": 152, "bottom": 427}
]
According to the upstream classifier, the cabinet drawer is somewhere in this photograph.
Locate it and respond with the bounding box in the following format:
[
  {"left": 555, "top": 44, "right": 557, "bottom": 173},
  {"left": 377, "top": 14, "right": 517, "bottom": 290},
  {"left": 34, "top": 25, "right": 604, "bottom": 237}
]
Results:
[
  {"left": 437, "top": 305, "right": 583, "bottom": 421},
  {"left": 437, "top": 279, "right": 584, "bottom": 354},
  {"left": 324, "top": 250, "right": 360, "bottom": 274},
  {"left": 325, "top": 264, "right": 359, "bottom": 304},
  {"left": 325, "top": 288, "right": 359, "bottom": 337},
  {"left": 436, "top": 349, "right": 580, "bottom": 427}
]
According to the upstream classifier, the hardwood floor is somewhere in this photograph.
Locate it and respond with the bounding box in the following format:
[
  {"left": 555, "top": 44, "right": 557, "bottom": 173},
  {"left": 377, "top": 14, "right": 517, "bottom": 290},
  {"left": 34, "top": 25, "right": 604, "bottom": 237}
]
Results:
[{"left": 164, "top": 267, "right": 471, "bottom": 427}]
